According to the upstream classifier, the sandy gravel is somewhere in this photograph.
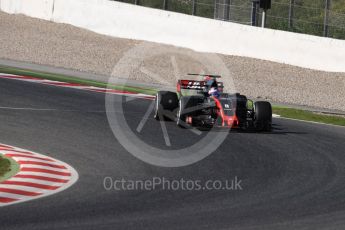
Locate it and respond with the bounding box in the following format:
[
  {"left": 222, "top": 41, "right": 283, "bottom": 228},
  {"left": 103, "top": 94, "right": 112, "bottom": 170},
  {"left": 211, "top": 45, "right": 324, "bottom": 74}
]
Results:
[{"left": 1, "top": 12, "right": 344, "bottom": 111}]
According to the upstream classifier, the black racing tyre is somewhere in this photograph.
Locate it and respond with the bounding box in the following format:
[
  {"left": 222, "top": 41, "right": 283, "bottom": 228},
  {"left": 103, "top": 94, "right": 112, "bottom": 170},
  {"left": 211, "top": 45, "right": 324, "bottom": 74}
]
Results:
[
  {"left": 154, "top": 91, "right": 178, "bottom": 121},
  {"left": 176, "top": 97, "right": 188, "bottom": 127},
  {"left": 176, "top": 96, "right": 204, "bottom": 128},
  {"left": 254, "top": 101, "right": 272, "bottom": 132}
]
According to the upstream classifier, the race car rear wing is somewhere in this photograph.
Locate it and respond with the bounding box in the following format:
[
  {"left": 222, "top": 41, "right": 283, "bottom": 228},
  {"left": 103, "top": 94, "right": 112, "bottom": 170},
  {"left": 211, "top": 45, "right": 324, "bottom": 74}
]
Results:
[
  {"left": 177, "top": 80, "right": 224, "bottom": 94},
  {"left": 187, "top": 73, "right": 221, "bottom": 78},
  {"left": 178, "top": 80, "right": 205, "bottom": 90}
]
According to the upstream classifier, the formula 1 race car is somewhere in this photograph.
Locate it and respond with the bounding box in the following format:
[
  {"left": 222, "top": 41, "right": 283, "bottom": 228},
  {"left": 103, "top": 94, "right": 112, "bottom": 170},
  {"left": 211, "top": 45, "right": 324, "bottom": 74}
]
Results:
[{"left": 153, "top": 74, "right": 272, "bottom": 131}]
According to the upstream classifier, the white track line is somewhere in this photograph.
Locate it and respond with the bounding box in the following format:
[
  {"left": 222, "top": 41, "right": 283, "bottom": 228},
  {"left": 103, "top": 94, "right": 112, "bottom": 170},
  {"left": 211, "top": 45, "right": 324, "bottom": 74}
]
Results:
[
  {"left": 2, "top": 150, "right": 34, "bottom": 155},
  {"left": 0, "top": 184, "right": 57, "bottom": 193},
  {"left": 4, "top": 154, "right": 55, "bottom": 162},
  {"left": 17, "top": 164, "right": 68, "bottom": 171},
  {"left": 10, "top": 157, "right": 64, "bottom": 165},
  {"left": 275, "top": 116, "right": 345, "bottom": 128},
  {"left": 0, "top": 192, "right": 34, "bottom": 200},
  {"left": 0, "top": 73, "right": 18, "bottom": 77},
  {"left": 13, "top": 175, "right": 69, "bottom": 183},
  {"left": 0, "top": 74, "right": 155, "bottom": 100},
  {"left": 7, "top": 177, "right": 66, "bottom": 186},
  {"left": 16, "top": 171, "right": 71, "bottom": 179}
]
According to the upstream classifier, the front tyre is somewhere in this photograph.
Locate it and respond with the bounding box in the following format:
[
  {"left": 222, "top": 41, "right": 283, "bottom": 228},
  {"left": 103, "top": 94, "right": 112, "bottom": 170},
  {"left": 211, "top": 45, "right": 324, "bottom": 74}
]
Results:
[
  {"left": 254, "top": 101, "right": 272, "bottom": 132},
  {"left": 176, "top": 97, "right": 187, "bottom": 127}
]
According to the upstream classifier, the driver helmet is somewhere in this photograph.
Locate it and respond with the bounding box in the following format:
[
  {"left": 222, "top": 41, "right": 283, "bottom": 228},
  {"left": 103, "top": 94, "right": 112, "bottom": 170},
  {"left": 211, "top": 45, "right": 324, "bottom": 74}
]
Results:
[
  {"left": 208, "top": 87, "right": 219, "bottom": 98},
  {"left": 205, "top": 75, "right": 213, "bottom": 81},
  {"left": 205, "top": 77, "right": 218, "bottom": 88}
]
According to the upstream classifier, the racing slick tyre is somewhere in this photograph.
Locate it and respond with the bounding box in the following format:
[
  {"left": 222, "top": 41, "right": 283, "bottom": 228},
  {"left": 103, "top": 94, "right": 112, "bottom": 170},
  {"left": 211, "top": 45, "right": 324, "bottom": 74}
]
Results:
[
  {"left": 254, "top": 101, "right": 272, "bottom": 132},
  {"left": 176, "top": 96, "right": 203, "bottom": 128},
  {"left": 176, "top": 96, "right": 189, "bottom": 128},
  {"left": 154, "top": 91, "right": 178, "bottom": 121}
]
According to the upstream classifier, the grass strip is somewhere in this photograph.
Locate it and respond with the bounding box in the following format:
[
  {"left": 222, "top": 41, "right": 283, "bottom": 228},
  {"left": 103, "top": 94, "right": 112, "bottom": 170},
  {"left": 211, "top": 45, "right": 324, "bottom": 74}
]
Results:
[
  {"left": 273, "top": 106, "right": 345, "bottom": 127},
  {"left": 0, "top": 155, "right": 20, "bottom": 182},
  {"left": 0, "top": 66, "right": 157, "bottom": 95}
]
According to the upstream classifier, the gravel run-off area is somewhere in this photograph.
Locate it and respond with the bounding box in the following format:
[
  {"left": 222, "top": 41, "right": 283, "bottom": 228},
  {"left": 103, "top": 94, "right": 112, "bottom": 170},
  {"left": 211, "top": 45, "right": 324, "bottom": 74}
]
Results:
[{"left": 1, "top": 12, "right": 344, "bottom": 112}]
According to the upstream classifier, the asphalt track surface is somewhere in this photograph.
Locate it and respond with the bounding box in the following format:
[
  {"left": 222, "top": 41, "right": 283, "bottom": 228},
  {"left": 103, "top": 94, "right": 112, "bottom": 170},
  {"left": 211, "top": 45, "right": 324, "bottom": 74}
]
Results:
[{"left": 0, "top": 77, "right": 345, "bottom": 230}]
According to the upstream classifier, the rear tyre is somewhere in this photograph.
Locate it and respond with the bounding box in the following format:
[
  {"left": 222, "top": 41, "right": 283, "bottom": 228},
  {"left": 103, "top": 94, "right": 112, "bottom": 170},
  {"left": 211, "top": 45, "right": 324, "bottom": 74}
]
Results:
[
  {"left": 176, "top": 97, "right": 188, "bottom": 128},
  {"left": 154, "top": 91, "right": 178, "bottom": 121},
  {"left": 176, "top": 96, "right": 205, "bottom": 128},
  {"left": 254, "top": 101, "right": 272, "bottom": 132}
]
